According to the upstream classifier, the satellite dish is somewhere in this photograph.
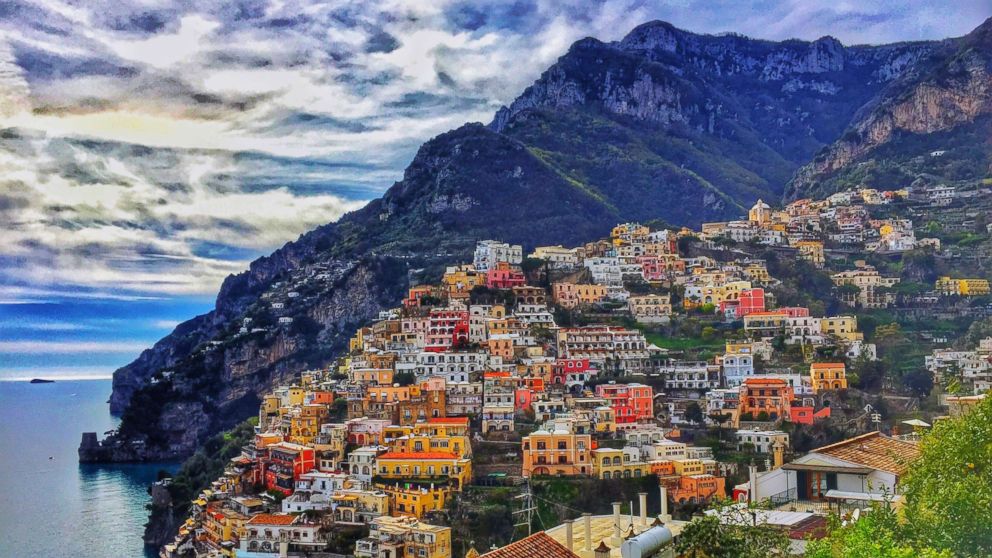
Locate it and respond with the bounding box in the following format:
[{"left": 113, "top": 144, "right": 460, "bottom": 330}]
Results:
[{"left": 852, "top": 508, "right": 861, "bottom": 522}]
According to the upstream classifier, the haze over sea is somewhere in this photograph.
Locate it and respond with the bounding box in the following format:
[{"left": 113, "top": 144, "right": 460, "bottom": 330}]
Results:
[{"left": 0, "top": 379, "right": 176, "bottom": 558}]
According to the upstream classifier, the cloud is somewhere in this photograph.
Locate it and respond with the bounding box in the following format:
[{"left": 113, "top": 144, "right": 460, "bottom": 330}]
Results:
[{"left": 0, "top": 340, "right": 151, "bottom": 354}]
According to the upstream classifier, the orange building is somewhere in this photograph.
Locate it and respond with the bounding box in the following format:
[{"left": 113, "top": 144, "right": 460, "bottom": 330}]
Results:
[
  {"left": 739, "top": 377, "right": 793, "bottom": 422},
  {"left": 670, "top": 474, "right": 726, "bottom": 505},
  {"left": 810, "top": 362, "right": 847, "bottom": 392},
  {"left": 521, "top": 429, "right": 593, "bottom": 478}
]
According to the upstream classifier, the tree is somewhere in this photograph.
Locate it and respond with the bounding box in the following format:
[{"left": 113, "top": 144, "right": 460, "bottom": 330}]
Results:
[
  {"left": 676, "top": 504, "right": 791, "bottom": 558},
  {"left": 685, "top": 402, "right": 705, "bottom": 425},
  {"left": 805, "top": 503, "right": 950, "bottom": 558},
  {"left": 900, "top": 395, "right": 992, "bottom": 557},
  {"left": 900, "top": 369, "right": 933, "bottom": 397}
]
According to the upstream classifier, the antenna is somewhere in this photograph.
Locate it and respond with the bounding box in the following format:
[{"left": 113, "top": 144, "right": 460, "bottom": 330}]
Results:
[{"left": 513, "top": 480, "right": 537, "bottom": 537}]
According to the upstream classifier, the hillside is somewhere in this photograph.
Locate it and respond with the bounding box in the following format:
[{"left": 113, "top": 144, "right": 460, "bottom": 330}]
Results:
[{"left": 91, "top": 19, "right": 992, "bottom": 462}]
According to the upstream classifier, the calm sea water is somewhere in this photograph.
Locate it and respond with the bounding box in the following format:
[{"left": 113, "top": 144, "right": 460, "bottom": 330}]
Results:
[{"left": 0, "top": 379, "right": 177, "bottom": 558}]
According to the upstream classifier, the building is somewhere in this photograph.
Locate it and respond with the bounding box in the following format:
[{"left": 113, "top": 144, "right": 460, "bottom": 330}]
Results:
[
  {"left": 595, "top": 383, "right": 654, "bottom": 427},
  {"left": 735, "top": 430, "right": 789, "bottom": 453},
  {"left": 239, "top": 514, "right": 326, "bottom": 557},
  {"left": 522, "top": 427, "right": 593, "bottom": 477},
  {"left": 627, "top": 294, "right": 672, "bottom": 323},
  {"left": 747, "top": 432, "right": 920, "bottom": 511},
  {"left": 473, "top": 240, "right": 522, "bottom": 272},
  {"left": 821, "top": 316, "right": 862, "bottom": 342},
  {"left": 592, "top": 446, "right": 649, "bottom": 479},
  {"left": 936, "top": 276, "right": 991, "bottom": 296},
  {"left": 739, "top": 377, "right": 793, "bottom": 422},
  {"left": 810, "top": 362, "right": 847, "bottom": 392},
  {"left": 530, "top": 245, "right": 581, "bottom": 268},
  {"left": 375, "top": 451, "right": 472, "bottom": 490},
  {"left": 356, "top": 516, "right": 452, "bottom": 558},
  {"left": 552, "top": 283, "right": 608, "bottom": 308},
  {"left": 831, "top": 266, "right": 900, "bottom": 308},
  {"left": 475, "top": 532, "right": 580, "bottom": 558},
  {"left": 263, "top": 442, "right": 317, "bottom": 495}
]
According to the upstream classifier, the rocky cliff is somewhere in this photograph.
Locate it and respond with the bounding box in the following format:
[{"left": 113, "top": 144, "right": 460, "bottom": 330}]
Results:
[
  {"left": 93, "top": 19, "right": 992, "bottom": 464},
  {"left": 788, "top": 18, "right": 992, "bottom": 198}
]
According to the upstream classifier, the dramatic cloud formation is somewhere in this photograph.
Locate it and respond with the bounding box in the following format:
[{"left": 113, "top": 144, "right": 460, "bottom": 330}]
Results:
[{"left": 0, "top": 0, "right": 988, "bottom": 375}]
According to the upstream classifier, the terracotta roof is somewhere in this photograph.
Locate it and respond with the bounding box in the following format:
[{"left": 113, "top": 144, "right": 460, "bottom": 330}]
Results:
[
  {"left": 812, "top": 432, "right": 920, "bottom": 476},
  {"left": 247, "top": 514, "right": 296, "bottom": 525},
  {"left": 479, "top": 532, "right": 580, "bottom": 558},
  {"left": 377, "top": 451, "right": 459, "bottom": 460}
]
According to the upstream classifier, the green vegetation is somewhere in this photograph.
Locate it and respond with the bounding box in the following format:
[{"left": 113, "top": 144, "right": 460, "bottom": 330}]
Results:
[
  {"left": 166, "top": 417, "right": 259, "bottom": 504},
  {"left": 676, "top": 502, "right": 791, "bottom": 558}
]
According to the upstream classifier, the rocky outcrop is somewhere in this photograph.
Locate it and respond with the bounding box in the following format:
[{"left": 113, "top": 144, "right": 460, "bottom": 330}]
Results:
[{"left": 789, "top": 18, "right": 992, "bottom": 198}]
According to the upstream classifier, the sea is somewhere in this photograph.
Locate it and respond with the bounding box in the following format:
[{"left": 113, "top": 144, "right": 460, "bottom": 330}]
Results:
[{"left": 0, "top": 378, "right": 177, "bottom": 558}]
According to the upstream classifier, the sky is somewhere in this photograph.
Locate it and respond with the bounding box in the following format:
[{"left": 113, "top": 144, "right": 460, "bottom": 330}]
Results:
[{"left": 1, "top": 0, "right": 989, "bottom": 379}]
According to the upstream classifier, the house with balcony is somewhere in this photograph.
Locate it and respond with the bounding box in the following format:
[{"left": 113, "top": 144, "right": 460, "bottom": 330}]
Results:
[{"left": 745, "top": 431, "right": 920, "bottom": 514}]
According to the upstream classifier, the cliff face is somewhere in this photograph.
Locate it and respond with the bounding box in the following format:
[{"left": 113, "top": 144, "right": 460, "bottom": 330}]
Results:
[
  {"left": 490, "top": 21, "right": 935, "bottom": 221},
  {"left": 789, "top": 18, "right": 992, "bottom": 198}
]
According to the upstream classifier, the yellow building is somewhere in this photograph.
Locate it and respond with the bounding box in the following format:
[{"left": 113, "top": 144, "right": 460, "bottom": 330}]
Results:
[
  {"left": 360, "top": 516, "right": 451, "bottom": 558},
  {"left": 684, "top": 280, "right": 751, "bottom": 309},
  {"left": 288, "top": 387, "right": 306, "bottom": 406},
  {"left": 201, "top": 505, "right": 249, "bottom": 557},
  {"left": 742, "top": 261, "right": 773, "bottom": 283},
  {"left": 381, "top": 483, "right": 451, "bottom": 519},
  {"left": 672, "top": 458, "right": 705, "bottom": 476},
  {"left": 521, "top": 429, "right": 593, "bottom": 477},
  {"left": 442, "top": 265, "right": 485, "bottom": 300},
  {"left": 612, "top": 223, "right": 650, "bottom": 246},
  {"left": 592, "top": 448, "right": 650, "bottom": 480},
  {"left": 811, "top": 362, "right": 847, "bottom": 392},
  {"left": 936, "top": 276, "right": 991, "bottom": 296},
  {"left": 821, "top": 315, "right": 863, "bottom": 341},
  {"left": 748, "top": 199, "right": 771, "bottom": 225},
  {"left": 375, "top": 451, "right": 473, "bottom": 491},
  {"left": 795, "top": 241, "right": 825, "bottom": 268}
]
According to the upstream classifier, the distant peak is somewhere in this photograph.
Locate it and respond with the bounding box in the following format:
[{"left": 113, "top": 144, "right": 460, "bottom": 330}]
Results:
[{"left": 618, "top": 20, "right": 687, "bottom": 53}]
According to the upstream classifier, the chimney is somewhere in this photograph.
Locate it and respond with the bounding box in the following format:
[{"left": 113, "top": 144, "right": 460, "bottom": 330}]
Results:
[
  {"left": 564, "top": 519, "right": 574, "bottom": 552},
  {"left": 748, "top": 463, "right": 758, "bottom": 503},
  {"left": 659, "top": 485, "right": 670, "bottom": 521},
  {"left": 612, "top": 501, "right": 622, "bottom": 543},
  {"left": 595, "top": 540, "right": 611, "bottom": 558},
  {"left": 772, "top": 440, "right": 785, "bottom": 469},
  {"left": 638, "top": 492, "right": 648, "bottom": 526},
  {"left": 583, "top": 513, "right": 592, "bottom": 552}
]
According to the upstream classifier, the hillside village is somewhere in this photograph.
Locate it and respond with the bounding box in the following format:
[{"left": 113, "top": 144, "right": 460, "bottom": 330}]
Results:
[{"left": 153, "top": 184, "right": 992, "bottom": 558}]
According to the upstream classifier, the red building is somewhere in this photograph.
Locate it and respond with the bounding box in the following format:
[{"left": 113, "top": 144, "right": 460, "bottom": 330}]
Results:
[
  {"left": 738, "top": 288, "right": 766, "bottom": 316},
  {"left": 789, "top": 405, "right": 832, "bottom": 425},
  {"left": 778, "top": 306, "right": 810, "bottom": 318},
  {"left": 551, "top": 358, "right": 595, "bottom": 387},
  {"left": 595, "top": 383, "right": 653, "bottom": 426},
  {"left": 263, "top": 442, "right": 316, "bottom": 495},
  {"left": 485, "top": 262, "right": 526, "bottom": 289},
  {"left": 425, "top": 309, "right": 469, "bottom": 352}
]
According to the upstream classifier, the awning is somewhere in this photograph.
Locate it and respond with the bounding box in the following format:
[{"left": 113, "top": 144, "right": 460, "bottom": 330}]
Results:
[
  {"left": 902, "top": 419, "right": 931, "bottom": 428},
  {"left": 781, "top": 463, "right": 874, "bottom": 475},
  {"left": 824, "top": 490, "right": 903, "bottom": 502}
]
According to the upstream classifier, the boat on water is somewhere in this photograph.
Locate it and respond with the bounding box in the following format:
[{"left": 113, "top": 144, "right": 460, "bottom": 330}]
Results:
[{"left": 29, "top": 378, "right": 55, "bottom": 384}]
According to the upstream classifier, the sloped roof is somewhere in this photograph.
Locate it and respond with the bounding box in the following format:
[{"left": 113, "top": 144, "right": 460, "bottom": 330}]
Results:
[
  {"left": 812, "top": 432, "right": 920, "bottom": 476},
  {"left": 479, "top": 532, "right": 580, "bottom": 558}
]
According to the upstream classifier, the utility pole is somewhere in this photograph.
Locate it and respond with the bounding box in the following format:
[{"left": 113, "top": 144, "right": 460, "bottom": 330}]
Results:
[{"left": 513, "top": 480, "right": 537, "bottom": 538}]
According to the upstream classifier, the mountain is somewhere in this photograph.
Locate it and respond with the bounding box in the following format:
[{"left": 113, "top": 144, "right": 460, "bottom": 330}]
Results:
[
  {"left": 788, "top": 18, "right": 992, "bottom": 198},
  {"left": 89, "top": 19, "right": 992, "bottom": 462}
]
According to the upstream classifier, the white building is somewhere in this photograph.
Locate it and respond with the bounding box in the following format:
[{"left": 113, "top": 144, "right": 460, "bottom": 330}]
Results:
[
  {"left": 473, "top": 240, "right": 522, "bottom": 272},
  {"left": 735, "top": 430, "right": 789, "bottom": 453}
]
